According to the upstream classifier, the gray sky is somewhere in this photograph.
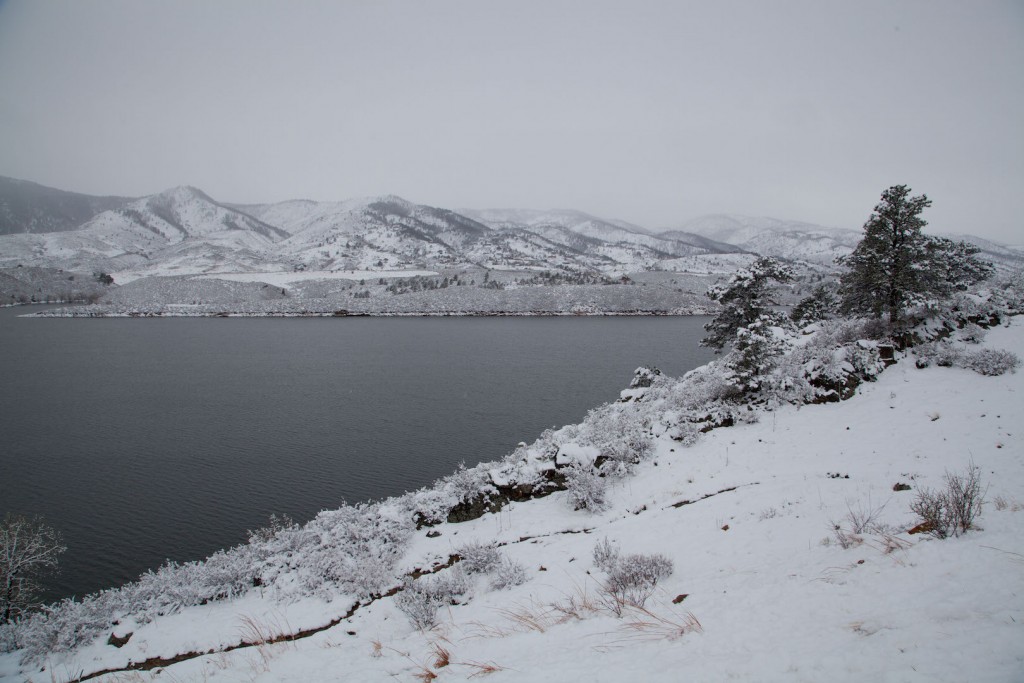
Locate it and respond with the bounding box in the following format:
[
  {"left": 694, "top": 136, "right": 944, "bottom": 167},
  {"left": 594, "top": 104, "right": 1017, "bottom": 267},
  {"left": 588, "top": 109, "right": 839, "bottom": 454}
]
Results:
[{"left": 0, "top": 0, "right": 1021, "bottom": 242}]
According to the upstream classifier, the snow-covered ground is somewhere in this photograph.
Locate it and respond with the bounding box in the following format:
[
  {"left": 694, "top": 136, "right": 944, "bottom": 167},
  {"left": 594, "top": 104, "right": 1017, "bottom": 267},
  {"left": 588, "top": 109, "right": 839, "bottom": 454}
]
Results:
[
  {"left": 191, "top": 270, "right": 440, "bottom": 287},
  {"left": 4, "top": 320, "right": 1022, "bottom": 683}
]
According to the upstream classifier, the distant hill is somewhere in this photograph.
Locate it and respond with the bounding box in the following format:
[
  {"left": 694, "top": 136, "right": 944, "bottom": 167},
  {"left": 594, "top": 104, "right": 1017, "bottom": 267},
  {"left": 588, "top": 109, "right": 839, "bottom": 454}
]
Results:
[
  {"left": 0, "top": 177, "right": 1019, "bottom": 279},
  {"left": 0, "top": 176, "right": 132, "bottom": 236},
  {"left": 669, "top": 213, "right": 1024, "bottom": 271}
]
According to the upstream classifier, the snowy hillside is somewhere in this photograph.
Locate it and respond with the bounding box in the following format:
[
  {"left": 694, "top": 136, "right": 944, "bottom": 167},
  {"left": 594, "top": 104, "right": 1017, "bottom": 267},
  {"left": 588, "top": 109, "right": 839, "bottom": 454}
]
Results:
[
  {"left": 667, "top": 214, "right": 862, "bottom": 266},
  {"left": 673, "top": 214, "right": 1024, "bottom": 272},
  {"left": 1, "top": 178, "right": 1021, "bottom": 308},
  {"left": 0, "top": 186, "right": 287, "bottom": 276},
  {"left": 3, "top": 294, "right": 1022, "bottom": 682},
  {"left": 464, "top": 208, "right": 739, "bottom": 261},
  {"left": 0, "top": 176, "right": 130, "bottom": 236}
]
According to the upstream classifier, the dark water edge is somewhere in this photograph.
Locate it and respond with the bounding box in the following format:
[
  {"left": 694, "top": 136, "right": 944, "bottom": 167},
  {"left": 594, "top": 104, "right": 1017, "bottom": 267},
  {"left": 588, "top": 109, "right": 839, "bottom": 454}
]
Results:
[{"left": 0, "top": 308, "right": 714, "bottom": 603}]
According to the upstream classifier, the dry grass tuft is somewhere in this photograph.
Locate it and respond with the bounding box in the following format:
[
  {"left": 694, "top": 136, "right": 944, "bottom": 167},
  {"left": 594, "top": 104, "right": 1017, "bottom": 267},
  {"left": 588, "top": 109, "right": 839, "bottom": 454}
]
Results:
[
  {"left": 494, "top": 601, "right": 556, "bottom": 634},
  {"left": 615, "top": 604, "right": 703, "bottom": 642},
  {"left": 431, "top": 642, "right": 451, "bottom": 668},
  {"left": 993, "top": 495, "right": 1023, "bottom": 512},
  {"left": 464, "top": 660, "right": 506, "bottom": 677}
]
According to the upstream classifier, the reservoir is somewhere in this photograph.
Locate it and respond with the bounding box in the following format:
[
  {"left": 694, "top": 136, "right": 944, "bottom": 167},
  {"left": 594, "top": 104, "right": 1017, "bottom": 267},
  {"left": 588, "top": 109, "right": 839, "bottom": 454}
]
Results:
[{"left": 0, "top": 307, "right": 715, "bottom": 602}]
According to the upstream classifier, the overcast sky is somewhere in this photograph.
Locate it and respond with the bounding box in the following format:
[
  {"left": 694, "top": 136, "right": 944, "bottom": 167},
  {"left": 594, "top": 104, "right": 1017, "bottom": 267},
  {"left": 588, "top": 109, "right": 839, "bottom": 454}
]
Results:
[{"left": 0, "top": 1, "right": 1020, "bottom": 241}]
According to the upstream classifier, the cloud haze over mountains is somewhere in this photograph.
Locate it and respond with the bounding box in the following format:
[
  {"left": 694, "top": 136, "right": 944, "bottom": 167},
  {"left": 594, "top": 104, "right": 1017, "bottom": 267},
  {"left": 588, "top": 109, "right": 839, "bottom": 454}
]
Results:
[{"left": 0, "top": 1, "right": 1020, "bottom": 243}]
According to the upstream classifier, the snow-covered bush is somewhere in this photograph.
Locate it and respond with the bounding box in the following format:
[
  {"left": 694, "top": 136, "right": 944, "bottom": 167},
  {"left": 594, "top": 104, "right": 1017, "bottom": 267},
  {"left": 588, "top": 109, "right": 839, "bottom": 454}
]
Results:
[
  {"left": 489, "top": 558, "right": 528, "bottom": 591},
  {"left": 990, "top": 270, "right": 1024, "bottom": 314},
  {"left": 915, "top": 343, "right": 1019, "bottom": 376},
  {"left": 960, "top": 348, "right": 1020, "bottom": 376},
  {"left": 582, "top": 403, "right": 653, "bottom": 473},
  {"left": 406, "top": 462, "right": 498, "bottom": 527},
  {"left": 913, "top": 341, "right": 961, "bottom": 369},
  {"left": 457, "top": 541, "right": 501, "bottom": 574},
  {"left": 629, "top": 365, "right": 662, "bottom": 389},
  {"left": 14, "top": 593, "right": 112, "bottom": 663},
  {"left": 394, "top": 568, "right": 471, "bottom": 630},
  {"left": 287, "top": 503, "right": 413, "bottom": 600},
  {"left": 564, "top": 464, "right": 609, "bottom": 512},
  {"left": 957, "top": 322, "right": 986, "bottom": 344},
  {"left": 0, "top": 622, "right": 14, "bottom": 653}
]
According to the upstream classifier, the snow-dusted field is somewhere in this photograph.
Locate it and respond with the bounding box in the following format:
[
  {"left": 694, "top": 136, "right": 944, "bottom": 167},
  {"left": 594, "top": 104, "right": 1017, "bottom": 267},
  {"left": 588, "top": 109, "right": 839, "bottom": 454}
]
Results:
[
  {"left": 5, "top": 317, "right": 1022, "bottom": 683},
  {"left": 191, "top": 270, "right": 440, "bottom": 286}
]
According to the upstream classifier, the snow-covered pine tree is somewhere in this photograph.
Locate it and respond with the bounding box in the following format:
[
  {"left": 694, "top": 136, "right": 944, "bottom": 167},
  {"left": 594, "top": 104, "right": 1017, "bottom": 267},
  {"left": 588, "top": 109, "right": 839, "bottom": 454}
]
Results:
[
  {"left": 838, "top": 185, "right": 992, "bottom": 325},
  {"left": 791, "top": 284, "right": 837, "bottom": 327},
  {"left": 702, "top": 256, "right": 793, "bottom": 350}
]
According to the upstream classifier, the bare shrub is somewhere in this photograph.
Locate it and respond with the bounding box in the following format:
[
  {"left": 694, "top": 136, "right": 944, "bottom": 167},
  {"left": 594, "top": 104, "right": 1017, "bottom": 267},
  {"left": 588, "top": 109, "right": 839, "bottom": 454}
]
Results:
[
  {"left": 395, "top": 569, "right": 471, "bottom": 630},
  {"left": 993, "top": 496, "right": 1023, "bottom": 512},
  {"left": 910, "top": 464, "right": 985, "bottom": 538},
  {"left": 592, "top": 537, "right": 620, "bottom": 573},
  {"left": 845, "top": 498, "right": 888, "bottom": 534},
  {"left": 910, "top": 489, "right": 953, "bottom": 539},
  {"left": 829, "top": 498, "right": 888, "bottom": 549},
  {"left": 593, "top": 542, "right": 674, "bottom": 616},
  {"left": 829, "top": 523, "right": 862, "bottom": 550},
  {"left": 944, "top": 464, "right": 985, "bottom": 534}
]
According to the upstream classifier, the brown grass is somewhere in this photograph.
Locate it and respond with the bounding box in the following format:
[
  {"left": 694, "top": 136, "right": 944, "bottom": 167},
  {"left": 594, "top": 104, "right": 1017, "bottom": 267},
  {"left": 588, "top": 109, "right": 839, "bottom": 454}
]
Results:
[
  {"left": 431, "top": 642, "right": 451, "bottom": 668},
  {"left": 464, "top": 660, "right": 506, "bottom": 677}
]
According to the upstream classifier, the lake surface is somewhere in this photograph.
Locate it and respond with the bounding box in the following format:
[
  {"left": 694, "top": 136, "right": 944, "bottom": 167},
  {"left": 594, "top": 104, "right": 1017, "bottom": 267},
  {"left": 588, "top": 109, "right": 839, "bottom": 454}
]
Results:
[{"left": 0, "top": 307, "right": 714, "bottom": 602}]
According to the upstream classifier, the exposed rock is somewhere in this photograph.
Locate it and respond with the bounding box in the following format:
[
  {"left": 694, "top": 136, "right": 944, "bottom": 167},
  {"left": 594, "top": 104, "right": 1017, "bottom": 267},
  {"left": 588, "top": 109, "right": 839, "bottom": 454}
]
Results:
[
  {"left": 107, "top": 632, "right": 132, "bottom": 648},
  {"left": 445, "top": 475, "right": 567, "bottom": 524}
]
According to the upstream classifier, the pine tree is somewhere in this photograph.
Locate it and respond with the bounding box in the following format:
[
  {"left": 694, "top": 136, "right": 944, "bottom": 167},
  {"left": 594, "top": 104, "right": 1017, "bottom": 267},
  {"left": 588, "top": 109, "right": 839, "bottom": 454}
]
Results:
[
  {"left": 702, "top": 257, "right": 793, "bottom": 350},
  {"left": 791, "top": 284, "right": 837, "bottom": 327},
  {"left": 839, "top": 185, "right": 993, "bottom": 325},
  {"left": 838, "top": 185, "right": 931, "bottom": 322}
]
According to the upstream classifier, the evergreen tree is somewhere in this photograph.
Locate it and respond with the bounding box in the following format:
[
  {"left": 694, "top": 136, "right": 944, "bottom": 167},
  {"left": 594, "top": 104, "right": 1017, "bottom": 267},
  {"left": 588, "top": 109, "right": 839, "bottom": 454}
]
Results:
[
  {"left": 791, "top": 284, "right": 837, "bottom": 327},
  {"left": 838, "top": 185, "right": 992, "bottom": 324},
  {"left": 702, "top": 257, "right": 793, "bottom": 350}
]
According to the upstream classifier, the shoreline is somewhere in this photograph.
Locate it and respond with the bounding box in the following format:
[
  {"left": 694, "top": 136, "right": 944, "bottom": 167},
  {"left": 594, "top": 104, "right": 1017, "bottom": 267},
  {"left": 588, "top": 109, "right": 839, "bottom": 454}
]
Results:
[{"left": 24, "top": 307, "right": 716, "bottom": 318}]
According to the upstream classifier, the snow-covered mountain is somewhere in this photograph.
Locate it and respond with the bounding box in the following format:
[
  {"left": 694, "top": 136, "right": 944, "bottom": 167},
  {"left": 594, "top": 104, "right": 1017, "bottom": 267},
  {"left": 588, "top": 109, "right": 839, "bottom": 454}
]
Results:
[
  {"left": 464, "top": 207, "right": 741, "bottom": 260},
  {"left": 1, "top": 178, "right": 1019, "bottom": 280},
  {"left": 666, "top": 214, "right": 862, "bottom": 266},
  {"left": 0, "top": 182, "right": 741, "bottom": 278},
  {"left": 672, "top": 214, "right": 1024, "bottom": 271},
  {"left": 937, "top": 232, "right": 1024, "bottom": 272},
  {"left": 0, "top": 175, "right": 131, "bottom": 236},
  {"left": 0, "top": 186, "right": 289, "bottom": 275}
]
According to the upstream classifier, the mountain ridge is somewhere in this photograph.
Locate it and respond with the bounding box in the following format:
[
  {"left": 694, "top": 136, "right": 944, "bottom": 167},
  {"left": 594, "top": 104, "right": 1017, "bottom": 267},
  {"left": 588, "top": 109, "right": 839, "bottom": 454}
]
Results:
[{"left": 0, "top": 177, "right": 1019, "bottom": 277}]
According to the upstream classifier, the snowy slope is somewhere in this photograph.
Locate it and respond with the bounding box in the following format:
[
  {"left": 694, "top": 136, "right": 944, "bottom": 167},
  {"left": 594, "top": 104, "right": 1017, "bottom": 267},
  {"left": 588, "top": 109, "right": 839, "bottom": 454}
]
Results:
[
  {"left": 0, "top": 176, "right": 131, "bottom": 236},
  {"left": 463, "top": 208, "right": 730, "bottom": 260},
  {"left": 668, "top": 214, "right": 862, "bottom": 266},
  {"left": 5, "top": 314, "right": 1021, "bottom": 683},
  {"left": 0, "top": 186, "right": 287, "bottom": 274}
]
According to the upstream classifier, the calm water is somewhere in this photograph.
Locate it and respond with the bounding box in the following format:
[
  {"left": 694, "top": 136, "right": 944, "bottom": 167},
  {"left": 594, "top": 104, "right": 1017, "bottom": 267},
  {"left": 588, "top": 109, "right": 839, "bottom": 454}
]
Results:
[{"left": 0, "top": 307, "right": 714, "bottom": 602}]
